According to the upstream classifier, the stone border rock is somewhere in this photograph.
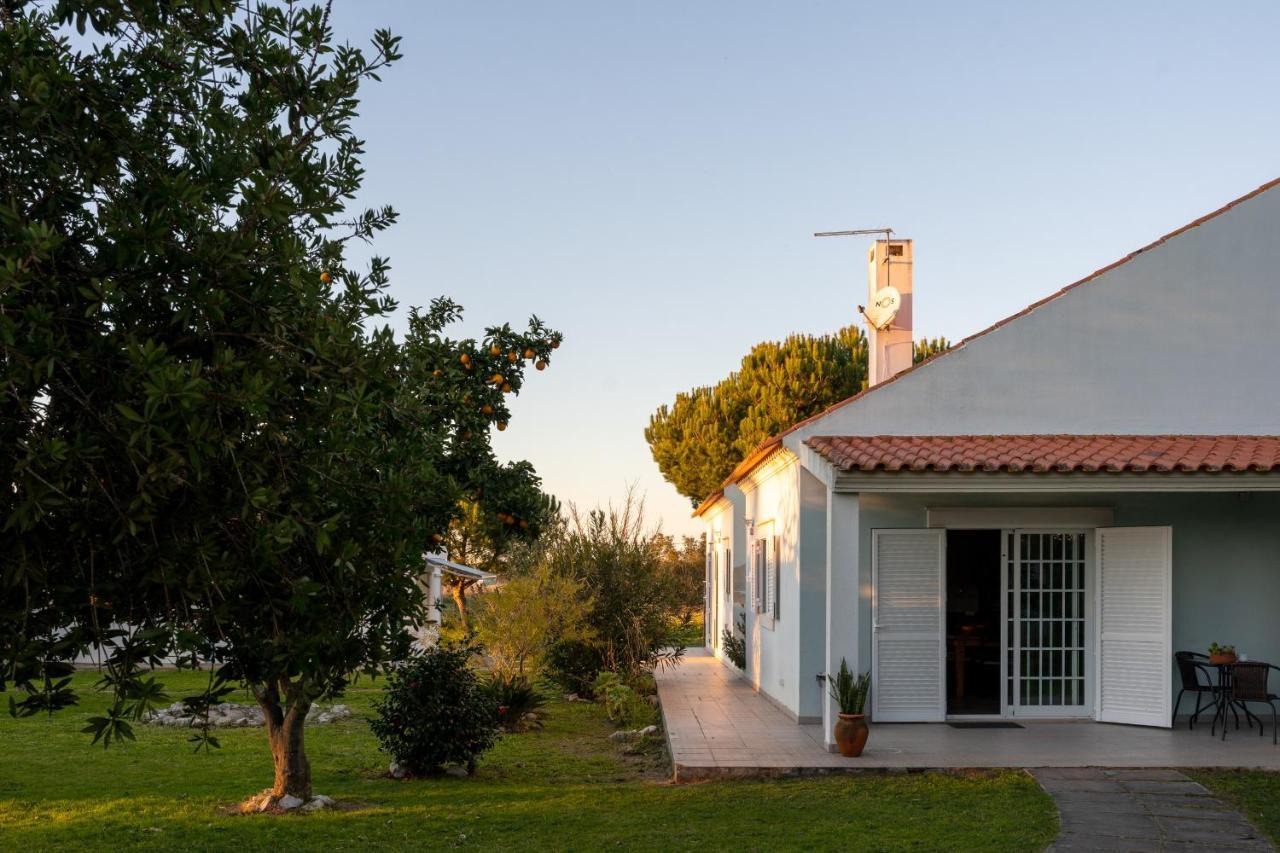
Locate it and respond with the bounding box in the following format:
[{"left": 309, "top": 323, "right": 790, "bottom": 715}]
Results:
[
  {"left": 241, "top": 790, "right": 336, "bottom": 814},
  {"left": 144, "top": 702, "right": 351, "bottom": 728}
]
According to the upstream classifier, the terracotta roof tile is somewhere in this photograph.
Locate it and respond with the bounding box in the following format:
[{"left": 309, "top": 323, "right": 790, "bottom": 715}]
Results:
[{"left": 804, "top": 435, "right": 1280, "bottom": 475}]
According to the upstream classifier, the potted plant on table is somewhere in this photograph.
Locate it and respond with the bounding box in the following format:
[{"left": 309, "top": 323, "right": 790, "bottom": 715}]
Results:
[
  {"left": 1209, "top": 643, "right": 1238, "bottom": 666},
  {"left": 828, "top": 657, "right": 871, "bottom": 757}
]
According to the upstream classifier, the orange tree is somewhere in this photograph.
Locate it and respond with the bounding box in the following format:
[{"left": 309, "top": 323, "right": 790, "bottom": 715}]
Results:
[{"left": 0, "top": 1, "right": 559, "bottom": 803}]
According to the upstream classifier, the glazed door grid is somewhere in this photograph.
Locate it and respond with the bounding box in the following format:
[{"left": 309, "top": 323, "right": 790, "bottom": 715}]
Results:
[{"left": 1005, "top": 530, "right": 1089, "bottom": 716}]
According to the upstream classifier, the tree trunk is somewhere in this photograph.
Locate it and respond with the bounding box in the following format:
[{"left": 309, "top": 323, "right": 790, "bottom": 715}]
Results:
[
  {"left": 450, "top": 579, "right": 475, "bottom": 632},
  {"left": 254, "top": 680, "right": 313, "bottom": 800}
]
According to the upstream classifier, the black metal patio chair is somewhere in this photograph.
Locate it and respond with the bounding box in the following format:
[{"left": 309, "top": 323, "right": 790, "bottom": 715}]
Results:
[
  {"left": 1173, "top": 651, "right": 1222, "bottom": 730},
  {"left": 1225, "top": 661, "right": 1280, "bottom": 745}
]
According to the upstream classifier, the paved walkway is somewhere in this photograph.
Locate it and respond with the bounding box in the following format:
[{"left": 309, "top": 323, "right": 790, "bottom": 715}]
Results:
[
  {"left": 656, "top": 649, "right": 1280, "bottom": 781},
  {"left": 1031, "top": 767, "right": 1273, "bottom": 851}
]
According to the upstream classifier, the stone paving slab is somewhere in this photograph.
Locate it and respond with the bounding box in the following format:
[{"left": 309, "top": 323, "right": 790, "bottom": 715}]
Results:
[{"left": 1031, "top": 767, "right": 1274, "bottom": 852}]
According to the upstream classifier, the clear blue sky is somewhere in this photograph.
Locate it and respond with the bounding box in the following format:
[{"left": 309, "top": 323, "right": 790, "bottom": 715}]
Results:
[{"left": 329, "top": 1, "right": 1280, "bottom": 536}]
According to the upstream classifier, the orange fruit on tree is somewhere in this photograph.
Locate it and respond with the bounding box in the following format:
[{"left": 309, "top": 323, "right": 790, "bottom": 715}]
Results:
[
  {"left": 496, "top": 421, "right": 507, "bottom": 431},
  {"left": 320, "top": 271, "right": 332, "bottom": 284},
  {"left": 489, "top": 344, "right": 501, "bottom": 356},
  {"left": 550, "top": 338, "right": 560, "bottom": 349},
  {"left": 523, "top": 347, "right": 535, "bottom": 359},
  {"left": 507, "top": 352, "right": 518, "bottom": 363},
  {"left": 481, "top": 404, "right": 494, "bottom": 415},
  {"left": 490, "top": 373, "right": 504, "bottom": 384},
  {"left": 535, "top": 360, "right": 547, "bottom": 371},
  {"left": 518, "top": 519, "right": 529, "bottom": 529},
  {"left": 432, "top": 369, "right": 442, "bottom": 378},
  {"left": 501, "top": 382, "right": 512, "bottom": 393},
  {"left": 459, "top": 353, "right": 471, "bottom": 365}
]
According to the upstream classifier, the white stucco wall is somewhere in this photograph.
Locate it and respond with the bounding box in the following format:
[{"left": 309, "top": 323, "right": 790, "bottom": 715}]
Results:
[
  {"left": 785, "top": 181, "right": 1280, "bottom": 446},
  {"left": 739, "top": 454, "right": 804, "bottom": 716}
]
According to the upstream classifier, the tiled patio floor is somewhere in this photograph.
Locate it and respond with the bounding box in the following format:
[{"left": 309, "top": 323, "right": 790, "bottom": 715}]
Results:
[{"left": 656, "top": 648, "right": 1280, "bottom": 782}]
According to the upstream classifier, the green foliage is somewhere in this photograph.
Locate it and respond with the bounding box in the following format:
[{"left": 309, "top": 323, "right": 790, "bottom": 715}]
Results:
[
  {"left": 470, "top": 564, "right": 594, "bottom": 677},
  {"left": 646, "top": 326, "right": 950, "bottom": 503},
  {"left": 370, "top": 646, "right": 499, "bottom": 776},
  {"left": 827, "top": 658, "right": 870, "bottom": 715},
  {"left": 722, "top": 614, "right": 747, "bottom": 670},
  {"left": 0, "top": 1, "right": 558, "bottom": 795},
  {"left": 541, "top": 493, "right": 686, "bottom": 690},
  {"left": 485, "top": 672, "right": 547, "bottom": 733},
  {"left": 591, "top": 671, "right": 657, "bottom": 730},
  {"left": 652, "top": 533, "right": 707, "bottom": 624}
]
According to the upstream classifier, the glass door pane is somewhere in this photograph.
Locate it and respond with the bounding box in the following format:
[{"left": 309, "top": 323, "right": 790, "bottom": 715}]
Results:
[{"left": 1006, "top": 531, "right": 1088, "bottom": 714}]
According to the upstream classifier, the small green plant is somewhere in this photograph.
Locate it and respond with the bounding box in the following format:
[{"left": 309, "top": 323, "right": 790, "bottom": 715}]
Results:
[
  {"left": 827, "top": 658, "right": 870, "bottom": 715},
  {"left": 486, "top": 672, "right": 547, "bottom": 733},
  {"left": 591, "top": 671, "right": 657, "bottom": 730},
  {"left": 370, "top": 645, "right": 499, "bottom": 776},
  {"left": 1209, "top": 643, "right": 1236, "bottom": 655},
  {"left": 722, "top": 613, "right": 746, "bottom": 669}
]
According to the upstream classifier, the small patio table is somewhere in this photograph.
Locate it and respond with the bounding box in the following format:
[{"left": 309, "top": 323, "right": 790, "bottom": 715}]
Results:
[{"left": 1208, "top": 661, "right": 1263, "bottom": 738}]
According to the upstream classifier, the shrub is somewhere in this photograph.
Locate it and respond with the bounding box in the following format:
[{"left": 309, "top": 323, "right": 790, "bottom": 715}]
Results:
[
  {"left": 723, "top": 613, "right": 746, "bottom": 669},
  {"left": 370, "top": 645, "right": 499, "bottom": 776},
  {"left": 486, "top": 672, "right": 547, "bottom": 733},
  {"left": 592, "top": 671, "right": 658, "bottom": 730},
  {"left": 546, "top": 639, "right": 606, "bottom": 697},
  {"left": 470, "top": 564, "right": 594, "bottom": 677}
]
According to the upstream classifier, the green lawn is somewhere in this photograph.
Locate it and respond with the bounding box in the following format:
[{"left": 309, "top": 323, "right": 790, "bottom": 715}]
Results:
[
  {"left": 0, "top": 670, "right": 1057, "bottom": 852},
  {"left": 1187, "top": 769, "right": 1280, "bottom": 844}
]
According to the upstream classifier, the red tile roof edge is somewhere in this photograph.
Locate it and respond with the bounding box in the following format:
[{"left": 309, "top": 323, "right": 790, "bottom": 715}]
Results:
[
  {"left": 692, "top": 175, "right": 1280, "bottom": 509},
  {"left": 804, "top": 434, "right": 1280, "bottom": 475}
]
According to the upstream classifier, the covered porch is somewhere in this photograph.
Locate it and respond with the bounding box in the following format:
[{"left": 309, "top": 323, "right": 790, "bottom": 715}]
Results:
[{"left": 658, "top": 650, "right": 1280, "bottom": 782}]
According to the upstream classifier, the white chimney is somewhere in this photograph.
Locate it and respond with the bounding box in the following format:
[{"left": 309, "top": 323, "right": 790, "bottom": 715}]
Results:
[{"left": 864, "top": 238, "right": 913, "bottom": 386}]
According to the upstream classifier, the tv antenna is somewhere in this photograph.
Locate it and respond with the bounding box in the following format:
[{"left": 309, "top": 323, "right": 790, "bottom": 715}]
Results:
[{"left": 814, "top": 227, "right": 900, "bottom": 328}]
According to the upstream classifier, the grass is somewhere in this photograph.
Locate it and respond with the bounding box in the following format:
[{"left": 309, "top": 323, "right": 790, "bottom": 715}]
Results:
[
  {"left": 666, "top": 611, "right": 705, "bottom": 649},
  {"left": 1187, "top": 769, "right": 1280, "bottom": 844},
  {"left": 0, "top": 670, "right": 1057, "bottom": 852}
]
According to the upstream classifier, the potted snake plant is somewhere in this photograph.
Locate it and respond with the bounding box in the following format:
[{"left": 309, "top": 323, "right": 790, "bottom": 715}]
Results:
[{"left": 828, "top": 658, "right": 871, "bottom": 757}]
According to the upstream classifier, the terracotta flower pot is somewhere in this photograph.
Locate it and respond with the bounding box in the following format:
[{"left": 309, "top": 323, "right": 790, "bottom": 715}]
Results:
[
  {"left": 834, "top": 713, "right": 869, "bottom": 757},
  {"left": 1210, "top": 652, "right": 1237, "bottom": 666}
]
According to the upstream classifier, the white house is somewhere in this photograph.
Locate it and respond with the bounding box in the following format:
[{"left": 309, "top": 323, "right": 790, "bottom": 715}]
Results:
[{"left": 697, "top": 177, "right": 1280, "bottom": 750}]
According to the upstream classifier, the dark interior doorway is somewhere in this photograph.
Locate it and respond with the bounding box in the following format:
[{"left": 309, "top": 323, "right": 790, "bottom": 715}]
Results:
[{"left": 946, "top": 530, "right": 1003, "bottom": 715}]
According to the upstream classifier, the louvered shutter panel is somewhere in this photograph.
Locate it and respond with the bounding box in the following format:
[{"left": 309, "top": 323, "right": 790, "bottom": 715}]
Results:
[
  {"left": 1095, "top": 527, "right": 1172, "bottom": 727},
  {"left": 872, "top": 530, "right": 945, "bottom": 722},
  {"left": 764, "top": 538, "right": 776, "bottom": 620},
  {"left": 771, "top": 537, "right": 781, "bottom": 621},
  {"left": 751, "top": 541, "right": 762, "bottom": 612}
]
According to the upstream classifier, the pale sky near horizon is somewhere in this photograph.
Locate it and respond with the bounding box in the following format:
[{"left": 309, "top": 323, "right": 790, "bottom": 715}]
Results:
[{"left": 328, "top": 1, "right": 1280, "bottom": 536}]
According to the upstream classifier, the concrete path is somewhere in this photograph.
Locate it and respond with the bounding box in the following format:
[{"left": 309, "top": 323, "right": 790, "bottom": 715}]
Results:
[{"left": 1030, "top": 767, "right": 1273, "bottom": 851}]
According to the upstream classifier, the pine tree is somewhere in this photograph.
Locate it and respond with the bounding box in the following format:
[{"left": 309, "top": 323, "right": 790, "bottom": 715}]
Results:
[{"left": 646, "top": 326, "right": 949, "bottom": 504}]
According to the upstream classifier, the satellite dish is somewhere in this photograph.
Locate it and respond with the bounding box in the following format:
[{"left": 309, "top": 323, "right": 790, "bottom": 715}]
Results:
[{"left": 863, "top": 285, "right": 901, "bottom": 330}]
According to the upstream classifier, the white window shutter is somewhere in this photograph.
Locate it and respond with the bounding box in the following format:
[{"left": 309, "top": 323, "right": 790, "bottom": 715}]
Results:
[
  {"left": 1095, "top": 527, "right": 1173, "bottom": 727},
  {"left": 872, "top": 529, "right": 946, "bottom": 722},
  {"left": 771, "top": 537, "right": 780, "bottom": 621}
]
